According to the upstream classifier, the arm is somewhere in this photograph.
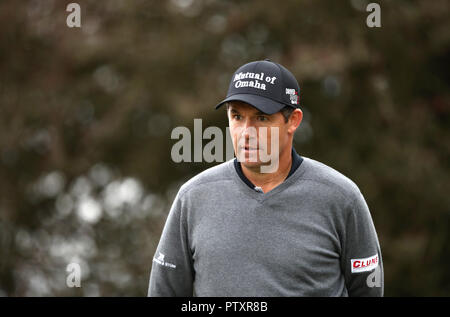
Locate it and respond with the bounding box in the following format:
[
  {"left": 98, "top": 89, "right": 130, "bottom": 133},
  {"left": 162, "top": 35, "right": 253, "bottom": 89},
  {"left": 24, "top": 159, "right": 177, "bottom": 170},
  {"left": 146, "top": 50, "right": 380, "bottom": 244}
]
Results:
[
  {"left": 341, "top": 191, "right": 384, "bottom": 297},
  {"left": 148, "top": 192, "right": 194, "bottom": 296}
]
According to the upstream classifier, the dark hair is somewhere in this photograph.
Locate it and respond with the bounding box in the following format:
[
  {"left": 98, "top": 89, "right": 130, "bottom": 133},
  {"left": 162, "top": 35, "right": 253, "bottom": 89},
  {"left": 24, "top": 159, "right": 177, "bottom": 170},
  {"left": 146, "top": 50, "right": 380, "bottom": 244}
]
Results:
[
  {"left": 280, "top": 106, "right": 295, "bottom": 123},
  {"left": 226, "top": 103, "right": 295, "bottom": 123}
]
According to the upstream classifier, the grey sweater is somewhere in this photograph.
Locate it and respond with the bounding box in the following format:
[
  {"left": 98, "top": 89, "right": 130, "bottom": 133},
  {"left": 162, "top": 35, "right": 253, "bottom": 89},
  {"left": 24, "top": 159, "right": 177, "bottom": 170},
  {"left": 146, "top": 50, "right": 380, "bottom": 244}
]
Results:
[{"left": 148, "top": 157, "right": 383, "bottom": 296}]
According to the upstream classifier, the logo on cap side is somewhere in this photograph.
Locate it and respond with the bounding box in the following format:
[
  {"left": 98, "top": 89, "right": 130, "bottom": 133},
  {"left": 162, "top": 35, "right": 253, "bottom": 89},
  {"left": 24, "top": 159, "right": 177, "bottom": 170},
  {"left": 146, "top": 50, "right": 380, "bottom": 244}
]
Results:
[{"left": 285, "top": 88, "right": 299, "bottom": 105}]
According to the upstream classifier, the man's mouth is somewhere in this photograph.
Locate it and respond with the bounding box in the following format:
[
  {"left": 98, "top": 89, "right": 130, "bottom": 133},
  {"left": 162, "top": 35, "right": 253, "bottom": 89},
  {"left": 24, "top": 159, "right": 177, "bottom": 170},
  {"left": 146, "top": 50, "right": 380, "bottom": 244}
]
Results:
[{"left": 240, "top": 144, "right": 259, "bottom": 151}]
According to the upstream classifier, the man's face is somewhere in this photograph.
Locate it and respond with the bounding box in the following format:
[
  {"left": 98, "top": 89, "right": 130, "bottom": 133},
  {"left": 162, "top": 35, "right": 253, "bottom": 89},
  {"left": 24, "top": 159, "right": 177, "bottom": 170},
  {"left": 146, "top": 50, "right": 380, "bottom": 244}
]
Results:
[{"left": 227, "top": 101, "right": 299, "bottom": 172}]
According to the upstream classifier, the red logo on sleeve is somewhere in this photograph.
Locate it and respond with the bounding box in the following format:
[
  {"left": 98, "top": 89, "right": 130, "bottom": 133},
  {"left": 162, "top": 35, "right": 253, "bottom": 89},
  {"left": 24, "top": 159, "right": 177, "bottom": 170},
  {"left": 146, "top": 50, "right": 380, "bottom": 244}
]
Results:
[{"left": 351, "top": 254, "right": 378, "bottom": 273}]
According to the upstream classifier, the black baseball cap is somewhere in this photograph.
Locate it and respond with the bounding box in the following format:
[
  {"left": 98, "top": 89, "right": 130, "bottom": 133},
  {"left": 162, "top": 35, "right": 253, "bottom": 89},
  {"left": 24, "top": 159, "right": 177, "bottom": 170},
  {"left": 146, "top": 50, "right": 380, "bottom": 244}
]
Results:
[{"left": 215, "top": 59, "right": 300, "bottom": 114}]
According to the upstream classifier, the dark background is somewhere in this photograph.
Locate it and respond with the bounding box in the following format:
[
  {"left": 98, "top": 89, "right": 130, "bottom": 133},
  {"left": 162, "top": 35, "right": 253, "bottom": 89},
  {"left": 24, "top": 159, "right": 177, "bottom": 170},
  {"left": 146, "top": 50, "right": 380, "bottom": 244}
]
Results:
[{"left": 0, "top": 0, "right": 449, "bottom": 296}]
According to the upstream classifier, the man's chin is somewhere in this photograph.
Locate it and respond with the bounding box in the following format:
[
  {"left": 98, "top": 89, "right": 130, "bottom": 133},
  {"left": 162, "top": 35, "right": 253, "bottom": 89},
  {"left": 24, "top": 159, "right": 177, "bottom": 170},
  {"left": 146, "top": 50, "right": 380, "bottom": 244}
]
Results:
[
  {"left": 239, "top": 160, "right": 262, "bottom": 168},
  {"left": 236, "top": 151, "right": 269, "bottom": 170},
  {"left": 236, "top": 153, "right": 262, "bottom": 167}
]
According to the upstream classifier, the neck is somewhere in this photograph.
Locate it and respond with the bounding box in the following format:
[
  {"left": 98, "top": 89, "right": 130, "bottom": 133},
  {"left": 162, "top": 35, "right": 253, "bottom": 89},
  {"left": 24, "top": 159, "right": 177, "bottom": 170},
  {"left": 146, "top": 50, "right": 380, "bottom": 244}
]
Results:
[{"left": 241, "top": 146, "right": 292, "bottom": 193}]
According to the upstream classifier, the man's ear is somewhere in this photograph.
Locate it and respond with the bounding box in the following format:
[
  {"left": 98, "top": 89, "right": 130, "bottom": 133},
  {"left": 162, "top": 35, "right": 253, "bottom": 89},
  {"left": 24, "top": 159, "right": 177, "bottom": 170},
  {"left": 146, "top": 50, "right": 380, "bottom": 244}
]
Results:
[{"left": 288, "top": 109, "right": 303, "bottom": 134}]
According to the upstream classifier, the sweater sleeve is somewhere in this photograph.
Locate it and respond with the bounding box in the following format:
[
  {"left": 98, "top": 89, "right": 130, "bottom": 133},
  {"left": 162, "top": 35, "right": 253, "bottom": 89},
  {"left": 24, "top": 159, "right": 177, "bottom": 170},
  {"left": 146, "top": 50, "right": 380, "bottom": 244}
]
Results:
[
  {"left": 148, "top": 191, "right": 194, "bottom": 296},
  {"left": 341, "top": 191, "right": 384, "bottom": 297}
]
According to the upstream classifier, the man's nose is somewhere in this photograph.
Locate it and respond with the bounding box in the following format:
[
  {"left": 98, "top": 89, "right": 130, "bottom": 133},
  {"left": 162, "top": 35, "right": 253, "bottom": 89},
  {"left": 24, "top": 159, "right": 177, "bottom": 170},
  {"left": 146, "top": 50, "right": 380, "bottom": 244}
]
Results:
[{"left": 241, "top": 122, "right": 258, "bottom": 140}]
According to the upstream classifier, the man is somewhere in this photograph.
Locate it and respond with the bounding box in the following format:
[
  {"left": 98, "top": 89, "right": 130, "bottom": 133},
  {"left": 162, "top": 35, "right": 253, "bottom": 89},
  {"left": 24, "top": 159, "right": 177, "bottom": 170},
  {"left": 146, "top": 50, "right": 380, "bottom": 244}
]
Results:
[{"left": 148, "top": 60, "right": 383, "bottom": 296}]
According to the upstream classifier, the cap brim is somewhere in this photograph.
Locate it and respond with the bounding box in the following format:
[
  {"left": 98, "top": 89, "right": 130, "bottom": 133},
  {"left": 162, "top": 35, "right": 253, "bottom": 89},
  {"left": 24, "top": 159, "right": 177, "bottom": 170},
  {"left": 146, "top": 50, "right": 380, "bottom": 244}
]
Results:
[{"left": 215, "top": 94, "right": 286, "bottom": 115}]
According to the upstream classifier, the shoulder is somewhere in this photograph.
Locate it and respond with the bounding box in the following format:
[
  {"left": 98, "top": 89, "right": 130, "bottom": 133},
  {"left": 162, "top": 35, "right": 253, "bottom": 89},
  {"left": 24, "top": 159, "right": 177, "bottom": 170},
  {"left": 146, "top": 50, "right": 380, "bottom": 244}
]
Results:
[
  {"left": 177, "top": 159, "right": 235, "bottom": 199},
  {"left": 299, "top": 157, "right": 362, "bottom": 204}
]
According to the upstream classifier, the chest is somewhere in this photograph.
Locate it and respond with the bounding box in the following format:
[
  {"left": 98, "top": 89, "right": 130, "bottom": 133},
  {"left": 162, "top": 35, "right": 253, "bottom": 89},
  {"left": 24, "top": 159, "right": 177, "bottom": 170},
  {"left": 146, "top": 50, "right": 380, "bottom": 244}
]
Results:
[{"left": 190, "top": 200, "right": 342, "bottom": 276}]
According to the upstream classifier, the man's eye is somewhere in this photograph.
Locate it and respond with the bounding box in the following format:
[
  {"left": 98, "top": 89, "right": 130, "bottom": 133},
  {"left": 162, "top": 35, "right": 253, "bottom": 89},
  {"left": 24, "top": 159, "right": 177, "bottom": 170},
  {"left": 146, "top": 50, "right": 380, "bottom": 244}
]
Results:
[
  {"left": 233, "top": 115, "right": 241, "bottom": 120},
  {"left": 257, "top": 116, "right": 268, "bottom": 121}
]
